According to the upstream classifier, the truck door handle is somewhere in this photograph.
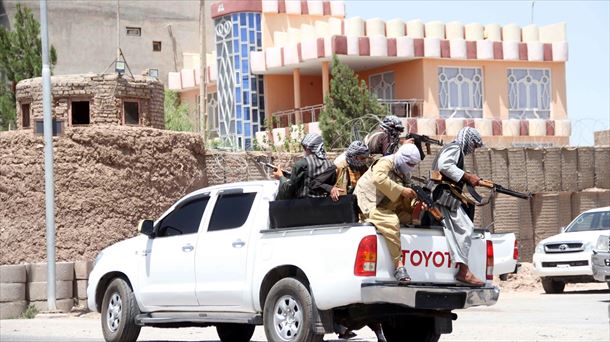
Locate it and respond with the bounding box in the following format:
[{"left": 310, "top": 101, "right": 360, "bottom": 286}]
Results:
[
  {"left": 232, "top": 239, "right": 246, "bottom": 248},
  {"left": 182, "top": 244, "right": 194, "bottom": 252}
]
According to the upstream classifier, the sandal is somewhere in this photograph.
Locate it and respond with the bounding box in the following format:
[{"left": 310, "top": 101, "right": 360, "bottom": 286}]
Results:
[{"left": 394, "top": 266, "right": 411, "bottom": 282}]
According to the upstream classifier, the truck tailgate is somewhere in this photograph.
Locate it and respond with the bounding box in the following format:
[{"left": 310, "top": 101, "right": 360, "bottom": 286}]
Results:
[{"left": 375, "top": 227, "right": 490, "bottom": 285}]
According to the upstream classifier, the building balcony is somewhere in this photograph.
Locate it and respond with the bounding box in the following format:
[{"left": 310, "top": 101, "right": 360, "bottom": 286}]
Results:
[{"left": 270, "top": 99, "right": 424, "bottom": 128}]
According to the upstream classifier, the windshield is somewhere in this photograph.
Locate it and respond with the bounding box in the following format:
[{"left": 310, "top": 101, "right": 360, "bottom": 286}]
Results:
[{"left": 566, "top": 211, "right": 610, "bottom": 232}]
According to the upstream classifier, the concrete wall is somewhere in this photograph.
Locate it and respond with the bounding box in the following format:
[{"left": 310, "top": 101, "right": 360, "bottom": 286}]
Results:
[
  {"left": 2, "top": 0, "right": 214, "bottom": 84},
  {"left": 594, "top": 130, "right": 610, "bottom": 146},
  {"left": 0, "top": 126, "right": 207, "bottom": 264}
]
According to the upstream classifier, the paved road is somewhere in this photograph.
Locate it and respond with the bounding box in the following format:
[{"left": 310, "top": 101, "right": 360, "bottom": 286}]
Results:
[{"left": 1, "top": 285, "right": 608, "bottom": 342}]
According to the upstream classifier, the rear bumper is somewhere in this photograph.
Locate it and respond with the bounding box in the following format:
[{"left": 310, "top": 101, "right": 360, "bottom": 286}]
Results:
[{"left": 361, "top": 281, "right": 499, "bottom": 310}]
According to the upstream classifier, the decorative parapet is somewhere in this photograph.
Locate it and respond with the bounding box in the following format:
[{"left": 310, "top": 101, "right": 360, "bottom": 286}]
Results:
[{"left": 251, "top": 16, "right": 568, "bottom": 73}]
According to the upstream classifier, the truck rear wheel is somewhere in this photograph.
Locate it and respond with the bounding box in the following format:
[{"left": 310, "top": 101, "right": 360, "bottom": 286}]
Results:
[
  {"left": 263, "top": 278, "right": 323, "bottom": 342},
  {"left": 541, "top": 277, "right": 565, "bottom": 294},
  {"left": 383, "top": 317, "right": 440, "bottom": 342},
  {"left": 216, "top": 323, "right": 255, "bottom": 342},
  {"left": 101, "top": 278, "right": 141, "bottom": 342}
]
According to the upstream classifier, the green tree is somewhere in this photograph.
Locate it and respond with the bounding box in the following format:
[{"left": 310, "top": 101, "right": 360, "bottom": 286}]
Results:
[
  {"left": 0, "top": 4, "right": 57, "bottom": 130},
  {"left": 164, "top": 89, "right": 193, "bottom": 132},
  {"left": 318, "top": 55, "right": 388, "bottom": 149}
]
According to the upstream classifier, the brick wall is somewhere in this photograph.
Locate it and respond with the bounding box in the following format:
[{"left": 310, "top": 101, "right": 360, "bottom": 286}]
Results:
[{"left": 15, "top": 74, "right": 164, "bottom": 129}]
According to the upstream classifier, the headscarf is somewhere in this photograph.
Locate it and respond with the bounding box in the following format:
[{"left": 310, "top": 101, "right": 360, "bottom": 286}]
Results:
[
  {"left": 380, "top": 115, "right": 405, "bottom": 138},
  {"left": 301, "top": 133, "right": 326, "bottom": 159},
  {"left": 345, "top": 140, "right": 370, "bottom": 172},
  {"left": 455, "top": 127, "right": 483, "bottom": 155},
  {"left": 394, "top": 143, "right": 421, "bottom": 177}
]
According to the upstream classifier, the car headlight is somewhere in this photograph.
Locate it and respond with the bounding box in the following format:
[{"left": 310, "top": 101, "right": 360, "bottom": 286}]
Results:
[
  {"left": 595, "top": 235, "right": 610, "bottom": 252},
  {"left": 535, "top": 243, "right": 544, "bottom": 254}
]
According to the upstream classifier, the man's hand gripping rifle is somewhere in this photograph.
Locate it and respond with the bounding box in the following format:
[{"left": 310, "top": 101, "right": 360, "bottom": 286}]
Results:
[{"left": 410, "top": 176, "right": 445, "bottom": 222}]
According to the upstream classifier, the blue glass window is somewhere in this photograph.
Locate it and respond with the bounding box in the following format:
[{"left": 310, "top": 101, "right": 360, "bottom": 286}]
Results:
[
  {"left": 240, "top": 28, "right": 247, "bottom": 39},
  {"left": 259, "top": 98, "right": 265, "bottom": 110},
  {"left": 257, "top": 32, "right": 262, "bottom": 47},
  {"left": 245, "top": 123, "right": 251, "bottom": 136},
  {"left": 242, "top": 77, "right": 250, "bottom": 89},
  {"left": 249, "top": 30, "right": 255, "bottom": 43},
  {"left": 237, "top": 122, "right": 242, "bottom": 134},
  {"left": 233, "top": 39, "right": 239, "bottom": 52},
  {"left": 233, "top": 55, "right": 239, "bottom": 66},
  {"left": 259, "top": 110, "right": 265, "bottom": 124},
  {"left": 252, "top": 95, "right": 258, "bottom": 107},
  {"left": 236, "top": 104, "right": 242, "bottom": 119},
  {"left": 245, "top": 107, "right": 250, "bottom": 120},
  {"left": 235, "top": 90, "right": 241, "bottom": 103},
  {"left": 232, "top": 13, "right": 238, "bottom": 21},
  {"left": 248, "top": 13, "right": 254, "bottom": 25},
  {"left": 240, "top": 13, "right": 246, "bottom": 24},
  {"left": 243, "top": 91, "right": 249, "bottom": 103},
  {"left": 233, "top": 22, "right": 238, "bottom": 34},
  {"left": 241, "top": 44, "right": 248, "bottom": 57},
  {"left": 253, "top": 124, "right": 259, "bottom": 132},
  {"left": 251, "top": 79, "right": 257, "bottom": 92},
  {"left": 253, "top": 109, "right": 258, "bottom": 123},
  {"left": 245, "top": 138, "right": 251, "bottom": 150},
  {"left": 241, "top": 60, "right": 249, "bottom": 74}
]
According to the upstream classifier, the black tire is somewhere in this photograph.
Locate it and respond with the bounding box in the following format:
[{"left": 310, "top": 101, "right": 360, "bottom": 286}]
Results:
[
  {"left": 263, "top": 278, "right": 323, "bottom": 342},
  {"left": 499, "top": 274, "right": 509, "bottom": 281},
  {"left": 541, "top": 277, "right": 565, "bottom": 294},
  {"left": 383, "top": 316, "right": 440, "bottom": 342},
  {"left": 216, "top": 323, "right": 255, "bottom": 342},
  {"left": 101, "top": 278, "right": 141, "bottom": 342}
]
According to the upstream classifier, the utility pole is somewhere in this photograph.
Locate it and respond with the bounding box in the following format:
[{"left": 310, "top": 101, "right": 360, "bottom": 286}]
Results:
[
  {"left": 116, "top": 0, "right": 120, "bottom": 59},
  {"left": 200, "top": 0, "right": 207, "bottom": 141},
  {"left": 39, "top": 0, "right": 56, "bottom": 312}
]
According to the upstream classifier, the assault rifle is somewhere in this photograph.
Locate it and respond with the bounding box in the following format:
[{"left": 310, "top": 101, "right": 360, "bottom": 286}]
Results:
[
  {"left": 478, "top": 179, "right": 531, "bottom": 199},
  {"left": 429, "top": 170, "right": 531, "bottom": 203},
  {"left": 255, "top": 157, "right": 292, "bottom": 177},
  {"left": 410, "top": 176, "right": 445, "bottom": 222},
  {"left": 406, "top": 133, "right": 443, "bottom": 160}
]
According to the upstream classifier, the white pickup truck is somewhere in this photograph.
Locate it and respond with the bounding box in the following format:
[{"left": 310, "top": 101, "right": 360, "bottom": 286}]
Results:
[{"left": 87, "top": 181, "right": 499, "bottom": 342}]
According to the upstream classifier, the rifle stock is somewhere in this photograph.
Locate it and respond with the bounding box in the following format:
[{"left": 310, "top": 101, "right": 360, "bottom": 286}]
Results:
[{"left": 407, "top": 133, "right": 444, "bottom": 160}]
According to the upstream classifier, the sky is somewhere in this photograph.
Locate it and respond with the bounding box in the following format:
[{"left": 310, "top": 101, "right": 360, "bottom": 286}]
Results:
[{"left": 347, "top": 0, "right": 610, "bottom": 146}]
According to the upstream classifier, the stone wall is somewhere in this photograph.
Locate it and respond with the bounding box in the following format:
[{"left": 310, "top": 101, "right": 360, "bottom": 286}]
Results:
[
  {"left": 0, "top": 126, "right": 206, "bottom": 264},
  {"left": 15, "top": 74, "right": 164, "bottom": 129}
]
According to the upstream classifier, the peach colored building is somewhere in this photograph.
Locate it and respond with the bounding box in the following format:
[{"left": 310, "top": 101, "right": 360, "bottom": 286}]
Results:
[{"left": 169, "top": 0, "right": 571, "bottom": 149}]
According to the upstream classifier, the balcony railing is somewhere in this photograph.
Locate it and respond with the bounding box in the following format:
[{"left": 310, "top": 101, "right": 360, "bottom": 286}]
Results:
[
  {"left": 271, "top": 99, "right": 423, "bottom": 128},
  {"left": 379, "top": 99, "right": 423, "bottom": 118},
  {"left": 272, "top": 104, "right": 324, "bottom": 128}
]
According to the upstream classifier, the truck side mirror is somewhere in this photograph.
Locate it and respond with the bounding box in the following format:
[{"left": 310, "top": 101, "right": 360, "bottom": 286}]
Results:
[{"left": 137, "top": 219, "right": 155, "bottom": 237}]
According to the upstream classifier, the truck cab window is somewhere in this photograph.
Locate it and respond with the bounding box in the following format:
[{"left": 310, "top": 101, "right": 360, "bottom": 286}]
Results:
[
  {"left": 208, "top": 193, "right": 256, "bottom": 232},
  {"left": 157, "top": 197, "right": 209, "bottom": 237}
]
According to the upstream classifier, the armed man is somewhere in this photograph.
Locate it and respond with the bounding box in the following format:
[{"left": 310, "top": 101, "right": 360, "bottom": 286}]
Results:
[
  {"left": 364, "top": 115, "right": 405, "bottom": 156},
  {"left": 354, "top": 143, "right": 422, "bottom": 282},
  {"left": 273, "top": 133, "right": 343, "bottom": 200},
  {"left": 429, "top": 127, "right": 485, "bottom": 286},
  {"left": 333, "top": 140, "right": 370, "bottom": 198}
]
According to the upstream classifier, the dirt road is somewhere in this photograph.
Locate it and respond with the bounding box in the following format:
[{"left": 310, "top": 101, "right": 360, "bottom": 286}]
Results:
[{"left": 1, "top": 283, "right": 607, "bottom": 342}]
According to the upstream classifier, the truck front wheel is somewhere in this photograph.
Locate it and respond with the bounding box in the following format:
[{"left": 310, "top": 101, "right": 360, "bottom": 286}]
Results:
[
  {"left": 541, "top": 277, "right": 565, "bottom": 294},
  {"left": 100, "top": 278, "right": 141, "bottom": 342},
  {"left": 263, "top": 278, "right": 323, "bottom": 342},
  {"left": 216, "top": 323, "right": 255, "bottom": 342},
  {"left": 383, "top": 317, "right": 440, "bottom": 342}
]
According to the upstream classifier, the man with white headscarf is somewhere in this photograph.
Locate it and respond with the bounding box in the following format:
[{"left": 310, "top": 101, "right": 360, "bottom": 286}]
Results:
[
  {"left": 354, "top": 143, "right": 422, "bottom": 282},
  {"left": 429, "top": 127, "right": 485, "bottom": 286},
  {"left": 273, "top": 133, "right": 342, "bottom": 200}
]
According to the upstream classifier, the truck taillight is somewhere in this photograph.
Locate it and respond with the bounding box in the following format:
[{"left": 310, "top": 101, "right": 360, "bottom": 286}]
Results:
[
  {"left": 513, "top": 240, "right": 519, "bottom": 260},
  {"left": 354, "top": 235, "right": 377, "bottom": 277},
  {"left": 486, "top": 240, "right": 494, "bottom": 281}
]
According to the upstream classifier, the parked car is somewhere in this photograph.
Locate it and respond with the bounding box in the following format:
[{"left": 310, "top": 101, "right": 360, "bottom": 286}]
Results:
[
  {"left": 88, "top": 181, "right": 499, "bottom": 342},
  {"left": 592, "top": 234, "right": 610, "bottom": 288},
  {"left": 533, "top": 206, "right": 610, "bottom": 294},
  {"left": 491, "top": 233, "right": 519, "bottom": 281}
]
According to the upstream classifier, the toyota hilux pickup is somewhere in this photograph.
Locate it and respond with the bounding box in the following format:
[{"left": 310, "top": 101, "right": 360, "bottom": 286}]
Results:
[{"left": 88, "top": 180, "right": 499, "bottom": 342}]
